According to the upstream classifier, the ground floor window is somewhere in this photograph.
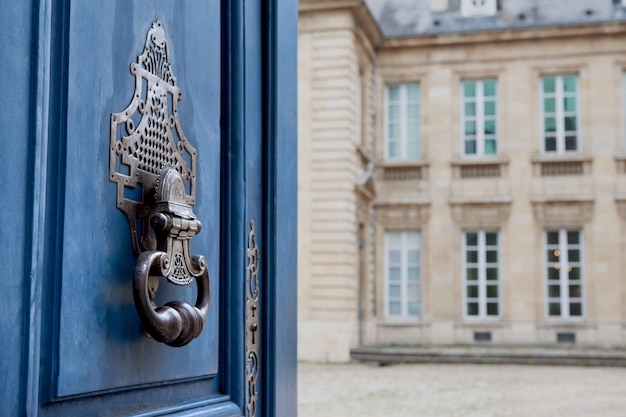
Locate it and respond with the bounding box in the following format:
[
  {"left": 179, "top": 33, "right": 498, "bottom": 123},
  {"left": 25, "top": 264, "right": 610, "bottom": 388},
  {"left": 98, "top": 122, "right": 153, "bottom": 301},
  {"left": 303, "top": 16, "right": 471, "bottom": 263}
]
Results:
[
  {"left": 545, "top": 229, "right": 584, "bottom": 318},
  {"left": 384, "top": 231, "right": 421, "bottom": 319},
  {"left": 463, "top": 230, "right": 500, "bottom": 319}
]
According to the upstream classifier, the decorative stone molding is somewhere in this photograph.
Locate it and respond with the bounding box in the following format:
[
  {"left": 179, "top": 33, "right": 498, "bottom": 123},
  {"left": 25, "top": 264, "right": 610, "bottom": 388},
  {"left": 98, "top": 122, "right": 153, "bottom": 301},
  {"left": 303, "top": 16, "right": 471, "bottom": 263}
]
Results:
[
  {"left": 375, "top": 202, "right": 431, "bottom": 228},
  {"left": 531, "top": 195, "right": 594, "bottom": 227},
  {"left": 614, "top": 153, "right": 626, "bottom": 174},
  {"left": 355, "top": 171, "right": 376, "bottom": 202},
  {"left": 379, "top": 160, "right": 429, "bottom": 181},
  {"left": 449, "top": 197, "right": 512, "bottom": 228},
  {"left": 530, "top": 153, "right": 592, "bottom": 177},
  {"left": 450, "top": 155, "right": 509, "bottom": 179}
]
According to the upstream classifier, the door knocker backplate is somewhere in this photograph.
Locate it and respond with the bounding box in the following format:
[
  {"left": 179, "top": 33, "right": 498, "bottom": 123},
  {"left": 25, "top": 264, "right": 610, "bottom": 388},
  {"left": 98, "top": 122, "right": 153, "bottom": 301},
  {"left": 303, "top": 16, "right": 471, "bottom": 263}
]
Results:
[{"left": 109, "top": 20, "right": 210, "bottom": 347}]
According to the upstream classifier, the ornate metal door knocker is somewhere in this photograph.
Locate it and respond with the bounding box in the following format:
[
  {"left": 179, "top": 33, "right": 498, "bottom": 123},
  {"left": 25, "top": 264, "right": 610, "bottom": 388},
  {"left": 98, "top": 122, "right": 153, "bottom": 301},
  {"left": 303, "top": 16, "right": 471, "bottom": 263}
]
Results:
[{"left": 109, "top": 20, "right": 210, "bottom": 347}]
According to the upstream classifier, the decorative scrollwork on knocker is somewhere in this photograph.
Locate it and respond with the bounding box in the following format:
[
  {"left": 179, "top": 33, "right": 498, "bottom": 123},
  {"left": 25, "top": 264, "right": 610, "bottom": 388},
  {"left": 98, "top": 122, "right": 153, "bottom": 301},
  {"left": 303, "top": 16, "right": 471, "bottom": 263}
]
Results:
[
  {"left": 109, "top": 20, "right": 210, "bottom": 347},
  {"left": 246, "top": 220, "right": 260, "bottom": 417}
]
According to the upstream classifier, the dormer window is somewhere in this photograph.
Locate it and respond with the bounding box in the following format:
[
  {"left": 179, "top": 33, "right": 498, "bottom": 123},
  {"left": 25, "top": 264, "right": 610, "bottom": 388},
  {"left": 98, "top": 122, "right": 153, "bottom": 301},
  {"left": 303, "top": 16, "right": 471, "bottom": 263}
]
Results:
[{"left": 461, "top": 0, "right": 497, "bottom": 17}]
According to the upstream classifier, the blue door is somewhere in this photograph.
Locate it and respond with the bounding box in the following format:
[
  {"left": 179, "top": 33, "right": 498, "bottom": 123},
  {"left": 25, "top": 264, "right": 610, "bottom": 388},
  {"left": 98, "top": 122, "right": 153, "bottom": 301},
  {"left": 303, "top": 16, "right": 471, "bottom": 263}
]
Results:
[{"left": 0, "top": 1, "right": 296, "bottom": 416}]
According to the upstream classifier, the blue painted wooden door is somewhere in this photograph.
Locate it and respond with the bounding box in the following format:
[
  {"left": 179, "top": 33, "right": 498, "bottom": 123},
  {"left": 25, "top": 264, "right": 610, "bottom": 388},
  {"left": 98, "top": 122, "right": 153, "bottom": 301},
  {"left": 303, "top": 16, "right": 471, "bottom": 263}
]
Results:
[{"left": 0, "top": 1, "right": 297, "bottom": 416}]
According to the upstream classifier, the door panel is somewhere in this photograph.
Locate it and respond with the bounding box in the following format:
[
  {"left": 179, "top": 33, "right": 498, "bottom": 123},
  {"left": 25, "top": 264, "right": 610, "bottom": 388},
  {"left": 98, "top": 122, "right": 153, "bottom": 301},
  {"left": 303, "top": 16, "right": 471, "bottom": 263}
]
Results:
[{"left": 55, "top": 1, "right": 220, "bottom": 397}]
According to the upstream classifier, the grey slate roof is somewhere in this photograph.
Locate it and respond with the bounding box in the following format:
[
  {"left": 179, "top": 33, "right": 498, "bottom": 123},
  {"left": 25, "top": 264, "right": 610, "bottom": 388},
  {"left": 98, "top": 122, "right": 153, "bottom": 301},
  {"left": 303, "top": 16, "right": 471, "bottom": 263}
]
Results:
[{"left": 365, "top": 0, "right": 626, "bottom": 38}]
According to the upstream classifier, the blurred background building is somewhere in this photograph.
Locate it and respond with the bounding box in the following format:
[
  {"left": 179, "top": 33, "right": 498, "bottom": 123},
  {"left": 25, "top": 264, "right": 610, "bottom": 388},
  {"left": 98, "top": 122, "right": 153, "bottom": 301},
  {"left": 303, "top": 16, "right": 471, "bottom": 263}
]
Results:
[{"left": 298, "top": 0, "right": 626, "bottom": 362}]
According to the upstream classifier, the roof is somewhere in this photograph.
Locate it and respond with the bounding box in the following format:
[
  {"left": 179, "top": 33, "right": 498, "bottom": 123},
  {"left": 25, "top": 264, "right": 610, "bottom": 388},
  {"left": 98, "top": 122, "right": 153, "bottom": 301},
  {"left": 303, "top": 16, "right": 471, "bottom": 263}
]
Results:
[{"left": 364, "top": 0, "right": 626, "bottom": 38}]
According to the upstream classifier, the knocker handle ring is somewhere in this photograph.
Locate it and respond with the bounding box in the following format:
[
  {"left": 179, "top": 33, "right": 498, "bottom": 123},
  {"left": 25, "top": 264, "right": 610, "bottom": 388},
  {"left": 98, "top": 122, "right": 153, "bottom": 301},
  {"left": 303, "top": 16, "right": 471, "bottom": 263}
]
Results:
[{"left": 133, "top": 251, "right": 210, "bottom": 347}]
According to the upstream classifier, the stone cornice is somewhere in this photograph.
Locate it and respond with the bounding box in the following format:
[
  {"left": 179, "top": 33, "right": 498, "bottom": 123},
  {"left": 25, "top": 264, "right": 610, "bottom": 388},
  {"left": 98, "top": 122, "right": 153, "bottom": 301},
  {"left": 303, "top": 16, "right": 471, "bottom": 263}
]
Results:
[{"left": 381, "top": 22, "right": 626, "bottom": 50}]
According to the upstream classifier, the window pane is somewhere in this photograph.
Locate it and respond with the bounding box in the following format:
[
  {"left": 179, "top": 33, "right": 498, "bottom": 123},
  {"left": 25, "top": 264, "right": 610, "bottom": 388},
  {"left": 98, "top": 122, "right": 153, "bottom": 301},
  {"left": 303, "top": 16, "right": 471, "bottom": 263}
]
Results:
[
  {"left": 466, "top": 232, "right": 478, "bottom": 246},
  {"left": 564, "top": 97, "right": 576, "bottom": 112},
  {"left": 484, "top": 119, "right": 496, "bottom": 135},
  {"left": 563, "top": 75, "right": 577, "bottom": 92},
  {"left": 389, "top": 250, "right": 401, "bottom": 263},
  {"left": 388, "top": 104, "right": 400, "bottom": 120},
  {"left": 486, "top": 268, "right": 498, "bottom": 280},
  {"left": 564, "top": 116, "right": 577, "bottom": 131},
  {"left": 407, "top": 142, "right": 420, "bottom": 158},
  {"left": 543, "top": 98, "right": 556, "bottom": 112},
  {"left": 407, "top": 249, "right": 420, "bottom": 264},
  {"left": 406, "top": 232, "right": 420, "bottom": 247},
  {"left": 568, "top": 250, "right": 580, "bottom": 262},
  {"left": 486, "top": 285, "right": 498, "bottom": 298},
  {"left": 484, "top": 100, "right": 496, "bottom": 116},
  {"left": 389, "top": 284, "right": 401, "bottom": 298},
  {"left": 465, "top": 140, "right": 477, "bottom": 155},
  {"left": 569, "top": 267, "right": 581, "bottom": 281},
  {"left": 565, "top": 136, "right": 577, "bottom": 151},
  {"left": 483, "top": 79, "right": 496, "bottom": 97},
  {"left": 408, "top": 284, "right": 420, "bottom": 299},
  {"left": 542, "top": 76, "right": 555, "bottom": 93},
  {"left": 544, "top": 117, "right": 556, "bottom": 132},
  {"left": 485, "top": 139, "right": 497, "bottom": 155},
  {"left": 466, "top": 251, "right": 478, "bottom": 263},
  {"left": 486, "top": 250, "right": 498, "bottom": 263},
  {"left": 408, "top": 301, "right": 421, "bottom": 316},
  {"left": 547, "top": 231, "right": 559, "bottom": 244},
  {"left": 547, "top": 267, "right": 560, "bottom": 281},
  {"left": 467, "top": 285, "right": 479, "bottom": 298},
  {"left": 486, "top": 302, "right": 499, "bottom": 316},
  {"left": 407, "top": 83, "right": 419, "bottom": 100},
  {"left": 547, "top": 249, "right": 560, "bottom": 263},
  {"left": 465, "top": 102, "right": 476, "bottom": 116},
  {"left": 548, "top": 285, "right": 560, "bottom": 298},
  {"left": 407, "top": 121, "right": 419, "bottom": 138},
  {"left": 567, "top": 231, "right": 580, "bottom": 244},
  {"left": 388, "top": 123, "right": 400, "bottom": 139},
  {"left": 388, "top": 142, "right": 400, "bottom": 158},
  {"left": 486, "top": 232, "right": 498, "bottom": 245},
  {"left": 569, "top": 302, "right": 582, "bottom": 316},
  {"left": 388, "top": 86, "right": 400, "bottom": 101},
  {"left": 466, "top": 268, "right": 478, "bottom": 281},
  {"left": 544, "top": 137, "right": 557, "bottom": 152},
  {"left": 389, "top": 302, "right": 401, "bottom": 315},
  {"left": 407, "top": 104, "right": 419, "bottom": 118},
  {"left": 569, "top": 284, "right": 581, "bottom": 298},
  {"left": 464, "top": 81, "right": 476, "bottom": 98},
  {"left": 389, "top": 267, "right": 401, "bottom": 282},
  {"left": 549, "top": 302, "right": 561, "bottom": 316},
  {"left": 407, "top": 267, "right": 420, "bottom": 282},
  {"left": 467, "top": 302, "right": 479, "bottom": 316},
  {"left": 465, "top": 121, "right": 476, "bottom": 135}
]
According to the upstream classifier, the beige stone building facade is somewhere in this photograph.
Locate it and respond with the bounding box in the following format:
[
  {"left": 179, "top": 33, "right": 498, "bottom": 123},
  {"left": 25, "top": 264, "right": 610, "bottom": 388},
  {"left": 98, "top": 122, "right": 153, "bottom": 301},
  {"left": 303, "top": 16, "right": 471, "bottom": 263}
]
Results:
[{"left": 298, "top": 0, "right": 626, "bottom": 362}]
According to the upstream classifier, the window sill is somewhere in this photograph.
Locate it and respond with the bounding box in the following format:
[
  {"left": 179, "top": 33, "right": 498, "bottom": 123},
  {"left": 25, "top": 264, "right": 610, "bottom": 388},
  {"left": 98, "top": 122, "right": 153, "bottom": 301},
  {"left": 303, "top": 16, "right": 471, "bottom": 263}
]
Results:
[
  {"left": 537, "top": 320, "right": 594, "bottom": 329},
  {"left": 450, "top": 155, "right": 509, "bottom": 166},
  {"left": 381, "top": 159, "right": 430, "bottom": 168}
]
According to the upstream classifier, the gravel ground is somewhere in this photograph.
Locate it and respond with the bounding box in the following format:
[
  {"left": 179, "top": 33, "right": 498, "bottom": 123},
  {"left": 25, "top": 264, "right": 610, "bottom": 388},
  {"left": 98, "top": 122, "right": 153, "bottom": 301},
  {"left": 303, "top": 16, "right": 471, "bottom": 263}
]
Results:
[{"left": 298, "top": 362, "right": 626, "bottom": 417}]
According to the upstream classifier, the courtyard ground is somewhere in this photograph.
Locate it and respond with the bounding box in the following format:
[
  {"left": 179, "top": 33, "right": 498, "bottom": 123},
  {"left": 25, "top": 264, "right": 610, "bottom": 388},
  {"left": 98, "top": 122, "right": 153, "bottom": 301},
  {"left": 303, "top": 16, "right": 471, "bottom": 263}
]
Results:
[{"left": 298, "top": 362, "right": 626, "bottom": 417}]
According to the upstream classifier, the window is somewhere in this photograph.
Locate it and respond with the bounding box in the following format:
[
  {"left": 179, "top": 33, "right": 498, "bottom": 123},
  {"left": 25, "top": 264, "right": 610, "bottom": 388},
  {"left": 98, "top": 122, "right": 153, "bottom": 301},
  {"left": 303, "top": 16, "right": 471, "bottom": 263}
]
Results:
[
  {"left": 463, "top": 231, "right": 500, "bottom": 319},
  {"left": 544, "top": 230, "right": 584, "bottom": 319},
  {"left": 541, "top": 75, "right": 579, "bottom": 153},
  {"left": 461, "top": 0, "right": 497, "bottom": 17},
  {"left": 384, "top": 231, "right": 421, "bottom": 319},
  {"left": 462, "top": 79, "right": 497, "bottom": 156},
  {"left": 384, "top": 83, "right": 420, "bottom": 160}
]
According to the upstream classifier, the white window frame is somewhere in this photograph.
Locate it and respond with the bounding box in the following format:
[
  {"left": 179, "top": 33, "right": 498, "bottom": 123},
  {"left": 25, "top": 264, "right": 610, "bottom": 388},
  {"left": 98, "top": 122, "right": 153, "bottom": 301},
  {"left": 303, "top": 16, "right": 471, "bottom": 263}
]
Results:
[
  {"left": 383, "top": 83, "right": 421, "bottom": 161},
  {"left": 383, "top": 231, "right": 422, "bottom": 320},
  {"left": 543, "top": 229, "right": 585, "bottom": 320},
  {"left": 462, "top": 230, "right": 501, "bottom": 321},
  {"left": 461, "top": 79, "right": 498, "bottom": 157},
  {"left": 540, "top": 74, "right": 581, "bottom": 154}
]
